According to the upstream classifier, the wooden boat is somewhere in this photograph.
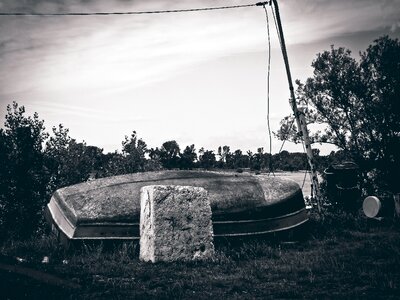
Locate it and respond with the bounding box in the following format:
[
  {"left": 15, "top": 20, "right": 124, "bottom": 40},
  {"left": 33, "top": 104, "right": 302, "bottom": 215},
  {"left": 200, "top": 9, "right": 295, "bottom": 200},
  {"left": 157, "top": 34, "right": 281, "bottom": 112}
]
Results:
[{"left": 45, "top": 170, "right": 308, "bottom": 241}]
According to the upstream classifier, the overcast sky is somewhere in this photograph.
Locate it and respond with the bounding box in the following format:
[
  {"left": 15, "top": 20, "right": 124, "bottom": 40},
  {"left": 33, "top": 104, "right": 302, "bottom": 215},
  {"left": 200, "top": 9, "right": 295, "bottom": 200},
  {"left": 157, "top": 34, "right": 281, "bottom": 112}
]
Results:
[{"left": 1, "top": 0, "right": 399, "bottom": 154}]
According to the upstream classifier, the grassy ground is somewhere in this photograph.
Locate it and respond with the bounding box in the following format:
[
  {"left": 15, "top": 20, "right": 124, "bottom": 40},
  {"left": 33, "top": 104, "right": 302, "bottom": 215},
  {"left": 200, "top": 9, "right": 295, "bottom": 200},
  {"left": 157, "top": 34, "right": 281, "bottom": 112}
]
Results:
[{"left": 1, "top": 212, "right": 400, "bottom": 299}]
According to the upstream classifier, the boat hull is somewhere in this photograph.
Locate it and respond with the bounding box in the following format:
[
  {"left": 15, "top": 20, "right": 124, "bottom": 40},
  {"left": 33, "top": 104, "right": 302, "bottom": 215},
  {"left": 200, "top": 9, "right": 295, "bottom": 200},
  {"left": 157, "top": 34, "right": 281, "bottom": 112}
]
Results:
[{"left": 45, "top": 170, "right": 308, "bottom": 240}]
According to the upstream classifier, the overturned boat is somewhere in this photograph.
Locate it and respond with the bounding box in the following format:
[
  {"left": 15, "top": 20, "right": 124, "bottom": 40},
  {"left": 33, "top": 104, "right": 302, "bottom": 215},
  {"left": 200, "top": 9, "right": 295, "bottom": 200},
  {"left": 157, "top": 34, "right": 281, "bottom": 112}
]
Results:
[{"left": 45, "top": 170, "right": 308, "bottom": 241}]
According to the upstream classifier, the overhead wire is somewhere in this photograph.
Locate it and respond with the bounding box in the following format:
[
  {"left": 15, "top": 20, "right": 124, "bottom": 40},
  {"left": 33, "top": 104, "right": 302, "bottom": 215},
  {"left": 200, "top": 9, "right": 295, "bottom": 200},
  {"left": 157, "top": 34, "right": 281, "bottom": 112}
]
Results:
[{"left": 0, "top": 3, "right": 265, "bottom": 16}]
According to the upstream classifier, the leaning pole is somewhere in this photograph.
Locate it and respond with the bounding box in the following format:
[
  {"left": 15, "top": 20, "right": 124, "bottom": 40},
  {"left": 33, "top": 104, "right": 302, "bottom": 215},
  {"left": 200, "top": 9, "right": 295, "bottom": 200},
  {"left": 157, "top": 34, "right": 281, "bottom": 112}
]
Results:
[{"left": 262, "top": 0, "right": 322, "bottom": 211}]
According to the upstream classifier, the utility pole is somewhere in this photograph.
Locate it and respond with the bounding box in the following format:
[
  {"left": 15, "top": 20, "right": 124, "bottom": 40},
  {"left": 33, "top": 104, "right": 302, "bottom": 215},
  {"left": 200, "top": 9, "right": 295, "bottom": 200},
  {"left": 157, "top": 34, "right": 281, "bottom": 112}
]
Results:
[{"left": 260, "top": 0, "right": 322, "bottom": 211}]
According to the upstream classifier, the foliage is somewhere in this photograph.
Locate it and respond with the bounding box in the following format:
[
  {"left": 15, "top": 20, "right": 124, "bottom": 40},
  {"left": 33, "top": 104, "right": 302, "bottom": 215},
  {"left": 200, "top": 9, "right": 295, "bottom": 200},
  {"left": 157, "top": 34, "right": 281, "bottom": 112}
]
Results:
[
  {"left": 231, "top": 149, "right": 248, "bottom": 169},
  {"left": 179, "top": 144, "right": 197, "bottom": 169},
  {"left": 275, "top": 36, "right": 400, "bottom": 194},
  {"left": 158, "top": 140, "right": 181, "bottom": 169},
  {"left": 45, "top": 125, "right": 106, "bottom": 187},
  {"left": 121, "top": 131, "right": 148, "bottom": 173},
  {"left": 0, "top": 102, "right": 49, "bottom": 239},
  {"left": 198, "top": 148, "right": 216, "bottom": 169},
  {"left": 0, "top": 103, "right": 154, "bottom": 240}
]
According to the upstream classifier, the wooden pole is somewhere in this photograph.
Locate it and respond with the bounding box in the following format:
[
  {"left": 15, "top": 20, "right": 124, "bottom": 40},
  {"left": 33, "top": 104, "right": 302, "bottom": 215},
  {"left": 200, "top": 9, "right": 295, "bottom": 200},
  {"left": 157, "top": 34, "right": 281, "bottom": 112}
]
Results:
[{"left": 270, "top": 0, "right": 322, "bottom": 211}]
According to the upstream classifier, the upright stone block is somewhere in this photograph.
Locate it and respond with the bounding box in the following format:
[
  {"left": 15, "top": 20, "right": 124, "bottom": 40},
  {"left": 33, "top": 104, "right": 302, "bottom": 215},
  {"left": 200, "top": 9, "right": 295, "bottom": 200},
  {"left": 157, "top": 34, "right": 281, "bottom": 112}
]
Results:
[{"left": 139, "top": 185, "right": 214, "bottom": 262}]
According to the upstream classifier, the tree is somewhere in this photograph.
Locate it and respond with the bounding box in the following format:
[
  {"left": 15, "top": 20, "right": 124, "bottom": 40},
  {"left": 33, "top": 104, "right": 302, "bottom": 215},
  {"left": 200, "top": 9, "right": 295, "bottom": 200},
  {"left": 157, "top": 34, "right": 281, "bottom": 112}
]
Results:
[
  {"left": 45, "top": 124, "right": 106, "bottom": 186},
  {"left": 0, "top": 103, "right": 158, "bottom": 240},
  {"left": 232, "top": 149, "right": 249, "bottom": 169},
  {"left": 159, "top": 140, "right": 181, "bottom": 169},
  {"left": 275, "top": 36, "right": 400, "bottom": 193},
  {"left": 101, "top": 151, "right": 127, "bottom": 176},
  {"left": 45, "top": 124, "right": 72, "bottom": 188},
  {"left": 179, "top": 144, "right": 197, "bottom": 169},
  {"left": 217, "top": 145, "right": 233, "bottom": 169},
  {"left": 250, "top": 147, "right": 264, "bottom": 171},
  {"left": 148, "top": 147, "right": 164, "bottom": 171},
  {"left": 122, "top": 131, "right": 148, "bottom": 173},
  {"left": 0, "top": 102, "right": 49, "bottom": 239},
  {"left": 198, "top": 148, "right": 216, "bottom": 169}
]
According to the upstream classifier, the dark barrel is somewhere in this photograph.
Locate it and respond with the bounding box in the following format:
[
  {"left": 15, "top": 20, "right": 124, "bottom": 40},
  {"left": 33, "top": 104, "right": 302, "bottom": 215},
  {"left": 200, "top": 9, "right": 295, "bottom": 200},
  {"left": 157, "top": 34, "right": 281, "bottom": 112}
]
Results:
[{"left": 324, "top": 162, "right": 360, "bottom": 211}]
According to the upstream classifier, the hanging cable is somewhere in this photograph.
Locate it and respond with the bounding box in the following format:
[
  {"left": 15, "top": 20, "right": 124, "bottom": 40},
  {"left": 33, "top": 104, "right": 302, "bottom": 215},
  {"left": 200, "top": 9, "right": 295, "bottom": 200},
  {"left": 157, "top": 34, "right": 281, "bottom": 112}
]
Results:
[
  {"left": 300, "top": 138, "right": 314, "bottom": 197},
  {"left": 301, "top": 166, "right": 308, "bottom": 189},
  {"left": 261, "top": 3, "right": 274, "bottom": 177},
  {"left": 0, "top": 3, "right": 265, "bottom": 16},
  {"left": 300, "top": 141, "right": 307, "bottom": 188}
]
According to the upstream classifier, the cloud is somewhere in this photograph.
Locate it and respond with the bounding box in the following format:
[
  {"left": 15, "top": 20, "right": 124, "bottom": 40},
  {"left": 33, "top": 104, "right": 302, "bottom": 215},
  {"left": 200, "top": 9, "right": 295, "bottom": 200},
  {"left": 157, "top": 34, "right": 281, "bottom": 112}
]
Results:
[
  {"left": 2, "top": 0, "right": 398, "bottom": 96},
  {"left": 1, "top": 0, "right": 399, "bottom": 153},
  {"left": 0, "top": 0, "right": 267, "bottom": 98},
  {"left": 280, "top": 0, "right": 400, "bottom": 45}
]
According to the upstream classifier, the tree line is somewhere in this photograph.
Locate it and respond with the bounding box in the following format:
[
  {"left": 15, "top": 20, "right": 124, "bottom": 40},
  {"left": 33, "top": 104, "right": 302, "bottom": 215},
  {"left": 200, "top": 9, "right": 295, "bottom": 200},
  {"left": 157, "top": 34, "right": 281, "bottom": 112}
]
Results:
[
  {"left": 0, "top": 101, "right": 342, "bottom": 240},
  {"left": 1, "top": 35, "right": 398, "bottom": 241}
]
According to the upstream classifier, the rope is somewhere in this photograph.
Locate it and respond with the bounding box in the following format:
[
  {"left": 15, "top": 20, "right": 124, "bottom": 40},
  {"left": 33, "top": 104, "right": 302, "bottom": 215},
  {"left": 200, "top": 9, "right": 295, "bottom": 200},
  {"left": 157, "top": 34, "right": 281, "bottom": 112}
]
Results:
[
  {"left": 300, "top": 145, "right": 308, "bottom": 189},
  {"left": 261, "top": 3, "right": 274, "bottom": 177},
  {"left": 0, "top": 3, "right": 264, "bottom": 16},
  {"left": 301, "top": 168, "right": 308, "bottom": 189},
  {"left": 300, "top": 139, "right": 313, "bottom": 196}
]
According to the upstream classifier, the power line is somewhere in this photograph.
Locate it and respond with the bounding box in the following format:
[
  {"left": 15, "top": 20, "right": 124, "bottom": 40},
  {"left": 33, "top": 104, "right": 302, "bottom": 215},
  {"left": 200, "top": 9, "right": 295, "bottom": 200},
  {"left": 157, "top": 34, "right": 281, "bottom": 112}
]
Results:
[{"left": 0, "top": 2, "right": 268, "bottom": 16}]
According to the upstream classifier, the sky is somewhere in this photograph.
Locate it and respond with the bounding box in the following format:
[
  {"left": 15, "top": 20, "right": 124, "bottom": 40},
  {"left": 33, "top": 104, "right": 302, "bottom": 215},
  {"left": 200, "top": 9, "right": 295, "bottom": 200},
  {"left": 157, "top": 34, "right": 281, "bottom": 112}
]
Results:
[{"left": 1, "top": 0, "right": 399, "bottom": 155}]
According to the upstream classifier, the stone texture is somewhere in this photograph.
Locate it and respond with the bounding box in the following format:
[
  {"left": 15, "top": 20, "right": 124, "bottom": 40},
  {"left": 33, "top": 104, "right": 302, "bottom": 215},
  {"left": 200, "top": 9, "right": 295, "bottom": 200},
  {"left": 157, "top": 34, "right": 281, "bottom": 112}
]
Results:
[{"left": 139, "top": 185, "right": 215, "bottom": 263}]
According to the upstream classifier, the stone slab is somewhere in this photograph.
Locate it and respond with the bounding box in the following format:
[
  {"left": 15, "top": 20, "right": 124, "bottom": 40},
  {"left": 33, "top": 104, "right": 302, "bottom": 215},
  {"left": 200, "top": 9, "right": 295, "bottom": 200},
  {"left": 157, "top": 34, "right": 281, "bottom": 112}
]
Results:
[{"left": 139, "top": 185, "right": 215, "bottom": 262}]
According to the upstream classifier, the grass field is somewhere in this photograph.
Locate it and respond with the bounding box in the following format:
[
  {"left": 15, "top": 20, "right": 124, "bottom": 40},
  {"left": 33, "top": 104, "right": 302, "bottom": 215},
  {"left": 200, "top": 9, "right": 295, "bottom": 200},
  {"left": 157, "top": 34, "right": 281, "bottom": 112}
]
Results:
[{"left": 1, "top": 213, "right": 400, "bottom": 299}]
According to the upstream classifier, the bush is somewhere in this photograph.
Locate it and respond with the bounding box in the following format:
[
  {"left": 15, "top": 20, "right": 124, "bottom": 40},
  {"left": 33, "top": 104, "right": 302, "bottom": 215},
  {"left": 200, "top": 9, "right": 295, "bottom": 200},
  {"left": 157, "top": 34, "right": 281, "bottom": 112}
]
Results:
[{"left": 0, "top": 102, "right": 49, "bottom": 240}]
